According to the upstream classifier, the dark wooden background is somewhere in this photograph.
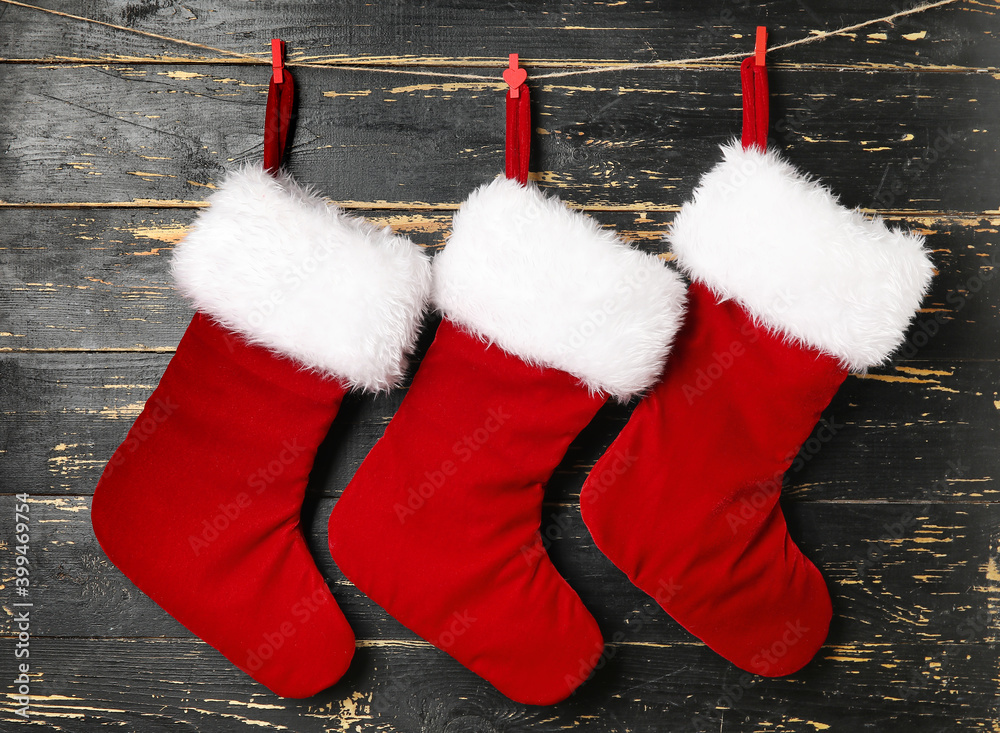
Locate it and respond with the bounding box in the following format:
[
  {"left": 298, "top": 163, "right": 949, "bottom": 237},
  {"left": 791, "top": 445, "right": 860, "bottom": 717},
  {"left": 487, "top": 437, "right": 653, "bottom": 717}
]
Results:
[{"left": 2, "top": 1, "right": 998, "bottom": 730}]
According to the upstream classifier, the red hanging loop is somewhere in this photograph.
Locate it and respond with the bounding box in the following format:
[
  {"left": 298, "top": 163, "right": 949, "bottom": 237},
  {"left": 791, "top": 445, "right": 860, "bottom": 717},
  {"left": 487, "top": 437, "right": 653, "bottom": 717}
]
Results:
[
  {"left": 503, "top": 54, "right": 531, "bottom": 185},
  {"left": 740, "top": 26, "right": 769, "bottom": 152},
  {"left": 263, "top": 38, "right": 295, "bottom": 175}
]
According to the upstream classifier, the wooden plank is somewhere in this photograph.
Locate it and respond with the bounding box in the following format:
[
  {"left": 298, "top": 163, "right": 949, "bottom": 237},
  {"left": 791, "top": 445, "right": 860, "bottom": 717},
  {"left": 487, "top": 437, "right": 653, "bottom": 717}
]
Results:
[
  {"left": 0, "top": 638, "right": 995, "bottom": 731},
  {"left": 2, "top": 3, "right": 996, "bottom": 732},
  {"left": 2, "top": 208, "right": 996, "bottom": 359},
  {"left": 1, "top": 0, "right": 995, "bottom": 70},
  {"left": 1, "top": 351, "right": 996, "bottom": 502},
  {"left": 1, "top": 495, "right": 997, "bottom": 648},
  {"left": 0, "top": 208, "right": 435, "bottom": 352},
  {"left": 0, "top": 65, "right": 995, "bottom": 211}
]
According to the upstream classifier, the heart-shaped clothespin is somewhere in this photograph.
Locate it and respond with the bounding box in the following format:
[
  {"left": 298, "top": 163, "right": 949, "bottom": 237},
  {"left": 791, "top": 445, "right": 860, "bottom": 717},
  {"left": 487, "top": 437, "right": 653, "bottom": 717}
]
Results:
[{"left": 503, "top": 54, "right": 527, "bottom": 98}]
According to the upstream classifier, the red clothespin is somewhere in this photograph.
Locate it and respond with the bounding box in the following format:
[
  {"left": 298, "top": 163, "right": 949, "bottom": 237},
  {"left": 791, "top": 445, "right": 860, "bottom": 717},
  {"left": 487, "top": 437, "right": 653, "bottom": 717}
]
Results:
[
  {"left": 741, "top": 26, "right": 769, "bottom": 152},
  {"left": 503, "top": 54, "right": 531, "bottom": 185},
  {"left": 503, "top": 54, "right": 527, "bottom": 98},
  {"left": 271, "top": 38, "right": 285, "bottom": 84},
  {"left": 755, "top": 26, "right": 767, "bottom": 67}
]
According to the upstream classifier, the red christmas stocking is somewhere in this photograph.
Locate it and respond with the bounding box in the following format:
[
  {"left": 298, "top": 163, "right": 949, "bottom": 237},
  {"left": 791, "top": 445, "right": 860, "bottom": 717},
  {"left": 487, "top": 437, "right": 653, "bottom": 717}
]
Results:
[
  {"left": 91, "top": 166, "right": 431, "bottom": 697},
  {"left": 328, "top": 177, "right": 687, "bottom": 704},
  {"left": 581, "top": 142, "right": 933, "bottom": 676}
]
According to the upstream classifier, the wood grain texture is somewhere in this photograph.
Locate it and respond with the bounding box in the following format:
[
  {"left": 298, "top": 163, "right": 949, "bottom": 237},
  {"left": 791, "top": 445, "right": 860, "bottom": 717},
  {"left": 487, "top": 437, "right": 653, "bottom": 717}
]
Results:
[
  {"left": 1, "top": 0, "right": 998, "bottom": 730},
  {"left": 1, "top": 494, "right": 997, "bottom": 647},
  {"left": 1, "top": 209, "right": 996, "bottom": 358},
  {"left": 0, "top": 351, "right": 997, "bottom": 503},
  {"left": 0, "top": 637, "right": 996, "bottom": 732},
  {"left": 0, "top": 65, "right": 996, "bottom": 211},
  {"left": 2, "top": 0, "right": 997, "bottom": 70}
]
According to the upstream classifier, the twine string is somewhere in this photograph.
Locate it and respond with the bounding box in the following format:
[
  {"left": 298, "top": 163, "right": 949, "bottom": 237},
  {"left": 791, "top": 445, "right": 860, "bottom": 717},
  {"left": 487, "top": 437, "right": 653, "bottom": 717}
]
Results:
[{"left": 0, "top": 0, "right": 960, "bottom": 83}]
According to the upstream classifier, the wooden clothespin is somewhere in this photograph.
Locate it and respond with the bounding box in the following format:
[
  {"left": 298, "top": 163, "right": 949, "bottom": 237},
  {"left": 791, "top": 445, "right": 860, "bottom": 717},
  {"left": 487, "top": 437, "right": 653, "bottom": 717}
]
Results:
[
  {"left": 503, "top": 53, "right": 531, "bottom": 185},
  {"left": 271, "top": 38, "right": 286, "bottom": 84},
  {"left": 503, "top": 53, "right": 527, "bottom": 98},
  {"left": 755, "top": 26, "right": 768, "bottom": 67}
]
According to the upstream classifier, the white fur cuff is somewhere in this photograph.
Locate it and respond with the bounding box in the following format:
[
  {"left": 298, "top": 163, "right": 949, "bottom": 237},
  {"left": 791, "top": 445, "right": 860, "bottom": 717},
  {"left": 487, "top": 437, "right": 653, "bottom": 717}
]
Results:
[
  {"left": 433, "top": 177, "right": 687, "bottom": 400},
  {"left": 171, "top": 166, "right": 432, "bottom": 392},
  {"left": 669, "top": 143, "right": 934, "bottom": 371}
]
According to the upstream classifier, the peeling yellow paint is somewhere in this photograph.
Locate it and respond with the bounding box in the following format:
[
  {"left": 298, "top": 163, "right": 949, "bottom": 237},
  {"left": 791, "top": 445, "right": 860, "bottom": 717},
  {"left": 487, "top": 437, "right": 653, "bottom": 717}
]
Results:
[
  {"left": 388, "top": 81, "right": 502, "bottom": 94},
  {"left": 202, "top": 698, "right": 286, "bottom": 711},
  {"left": 116, "top": 225, "right": 189, "bottom": 246},
  {"left": 334, "top": 691, "right": 374, "bottom": 732},
  {"left": 368, "top": 213, "right": 445, "bottom": 234},
  {"left": 97, "top": 401, "right": 146, "bottom": 420},
  {"left": 895, "top": 366, "right": 953, "bottom": 377},
  {"left": 853, "top": 374, "right": 938, "bottom": 384},
  {"left": 176, "top": 708, "right": 289, "bottom": 729},
  {"left": 158, "top": 70, "right": 205, "bottom": 80},
  {"left": 785, "top": 720, "right": 831, "bottom": 731},
  {"left": 322, "top": 89, "right": 373, "bottom": 98},
  {"left": 28, "top": 497, "right": 89, "bottom": 513},
  {"left": 985, "top": 557, "right": 1000, "bottom": 582},
  {"left": 824, "top": 655, "right": 872, "bottom": 663}
]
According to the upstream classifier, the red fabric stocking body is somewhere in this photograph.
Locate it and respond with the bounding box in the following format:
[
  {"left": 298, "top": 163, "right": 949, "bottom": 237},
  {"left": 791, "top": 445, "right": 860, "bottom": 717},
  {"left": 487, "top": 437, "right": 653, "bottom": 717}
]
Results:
[
  {"left": 91, "top": 165, "right": 431, "bottom": 697},
  {"left": 93, "top": 314, "right": 355, "bottom": 697},
  {"left": 330, "top": 320, "right": 606, "bottom": 704},
  {"left": 327, "top": 176, "right": 687, "bottom": 703},
  {"left": 582, "top": 283, "right": 842, "bottom": 676},
  {"left": 580, "top": 137, "right": 932, "bottom": 676}
]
